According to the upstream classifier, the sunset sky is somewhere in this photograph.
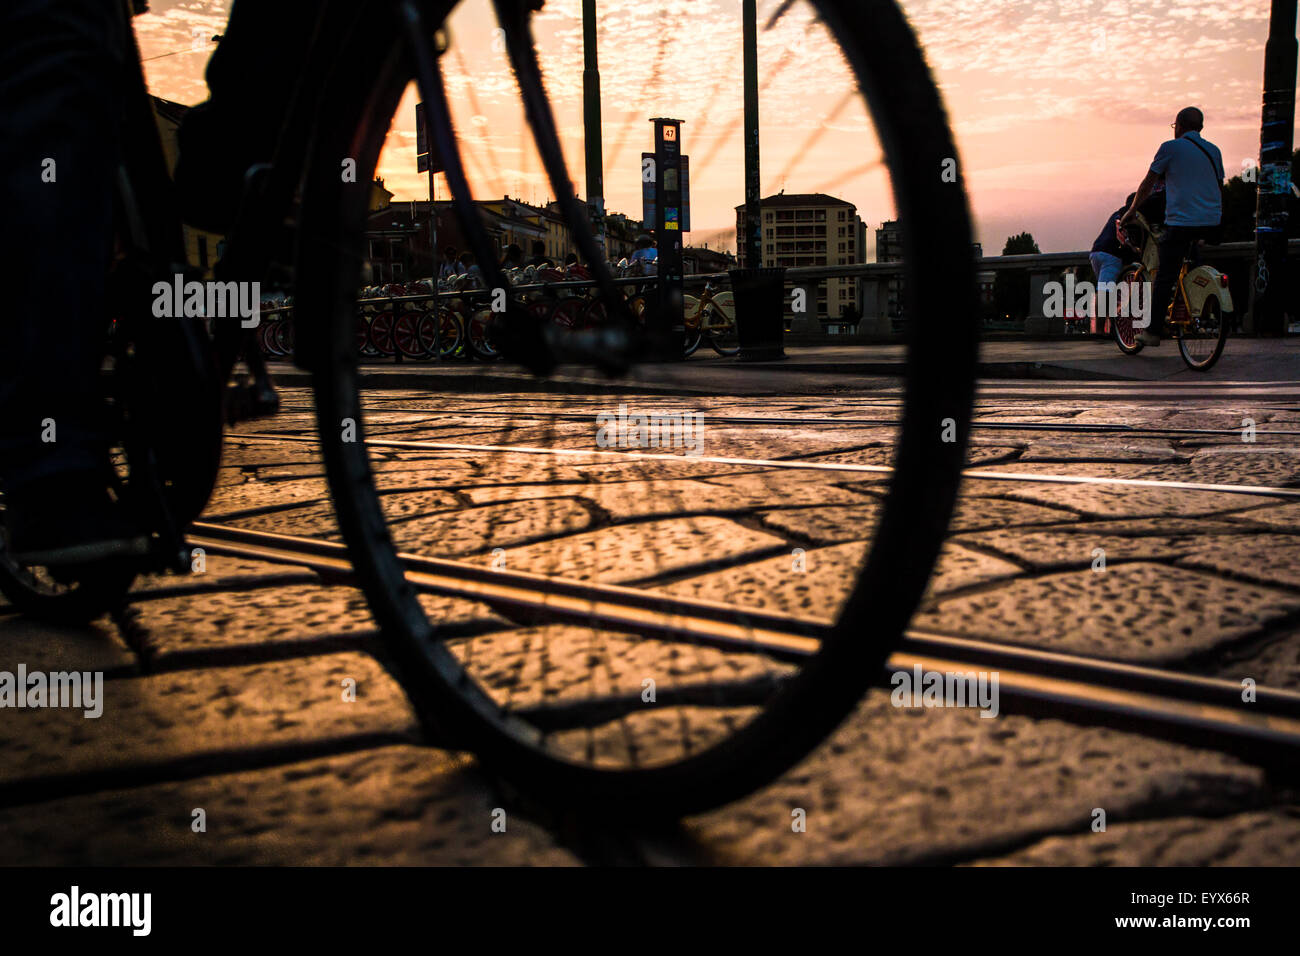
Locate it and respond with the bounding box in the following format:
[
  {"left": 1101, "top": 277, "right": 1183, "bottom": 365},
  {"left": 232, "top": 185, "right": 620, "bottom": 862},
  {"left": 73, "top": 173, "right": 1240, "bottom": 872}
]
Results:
[{"left": 137, "top": 0, "right": 1291, "bottom": 257}]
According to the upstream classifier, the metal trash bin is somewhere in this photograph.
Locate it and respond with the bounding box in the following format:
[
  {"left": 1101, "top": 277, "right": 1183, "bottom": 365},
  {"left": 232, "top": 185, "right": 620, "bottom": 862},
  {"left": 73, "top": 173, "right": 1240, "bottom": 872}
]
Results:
[{"left": 729, "top": 267, "right": 786, "bottom": 360}]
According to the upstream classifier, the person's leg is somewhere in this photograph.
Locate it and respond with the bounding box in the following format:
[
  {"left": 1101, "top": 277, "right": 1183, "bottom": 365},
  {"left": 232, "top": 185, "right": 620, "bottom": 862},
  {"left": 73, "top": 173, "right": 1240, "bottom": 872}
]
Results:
[
  {"left": 1089, "top": 251, "right": 1122, "bottom": 331},
  {"left": 1090, "top": 251, "right": 1122, "bottom": 286},
  {"left": 1148, "top": 227, "right": 1193, "bottom": 339},
  {"left": 0, "top": 0, "right": 126, "bottom": 490},
  {"left": 0, "top": 0, "right": 151, "bottom": 563},
  {"left": 175, "top": 1, "right": 341, "bottom": 233}
]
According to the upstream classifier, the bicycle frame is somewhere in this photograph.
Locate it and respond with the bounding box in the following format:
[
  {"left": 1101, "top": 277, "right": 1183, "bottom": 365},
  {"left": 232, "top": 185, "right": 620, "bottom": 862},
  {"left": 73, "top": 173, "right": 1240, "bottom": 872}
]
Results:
[{"left": 1125, "top": 213, "right": 1233, "bottom": 327}]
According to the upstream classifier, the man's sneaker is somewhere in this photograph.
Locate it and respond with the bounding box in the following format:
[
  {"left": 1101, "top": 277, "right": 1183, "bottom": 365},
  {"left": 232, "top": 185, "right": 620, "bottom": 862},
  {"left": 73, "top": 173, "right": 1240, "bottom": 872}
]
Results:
[
  {"left": 2, "top": 472, "right": 150, "bottom": 568},
  {"left": 1138, "top": 331, "right": 1162, "bottom": 347}
]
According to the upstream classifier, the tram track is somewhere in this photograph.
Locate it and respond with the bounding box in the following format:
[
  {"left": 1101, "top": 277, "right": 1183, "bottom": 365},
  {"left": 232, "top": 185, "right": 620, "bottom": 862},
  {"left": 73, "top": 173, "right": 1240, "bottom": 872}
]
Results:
[
  {"left": 187, "top": 520, "right": 1300, "bottom": 773},
  {"left": 227, "top": 431, "right": 1300, "bottom": 501},
  {"left": 277, "top": 403, "right": 1300, "bottom": 439}
]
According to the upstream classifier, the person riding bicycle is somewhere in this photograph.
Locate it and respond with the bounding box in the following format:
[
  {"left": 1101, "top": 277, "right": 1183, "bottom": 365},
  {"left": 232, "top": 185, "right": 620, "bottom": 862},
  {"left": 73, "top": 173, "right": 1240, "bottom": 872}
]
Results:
[
  {"left": 1090, "top": 188, "right": 1165, "bottom": 305},
  {"left": 1, "top": 0, "right": 311, "bottom": 566},
  {"left": 1090, "top": 192, "right": 1140, "bottom": 290},
  {"left": 1118, "top": 106, "right": 1224, "bottom": 347}
]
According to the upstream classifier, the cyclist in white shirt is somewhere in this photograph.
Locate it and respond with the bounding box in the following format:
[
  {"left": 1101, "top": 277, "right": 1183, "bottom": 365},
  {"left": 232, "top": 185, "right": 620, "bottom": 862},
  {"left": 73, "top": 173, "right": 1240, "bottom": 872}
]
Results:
[{"left": 1118, "top": 107, "right": 1224, "bottom": 346}]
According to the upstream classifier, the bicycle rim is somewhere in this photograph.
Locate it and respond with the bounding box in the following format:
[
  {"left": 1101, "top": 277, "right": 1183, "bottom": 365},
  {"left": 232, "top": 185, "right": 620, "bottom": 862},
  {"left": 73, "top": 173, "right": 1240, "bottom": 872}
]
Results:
[
  {"left": 1178, "top": 297, "right": 1228, "bottom": 371},
  {"left": 1112, "top": 265, "right": 1145, "bottom": 354},
  {"left": 467, "top": 308, "right": 500, "bottom": 360},
  {"left": 707, "top": 296, "right": 741, "bottom": 356},
  {"left": 294, "top": 0, "right": 978, "bottom": 817}
]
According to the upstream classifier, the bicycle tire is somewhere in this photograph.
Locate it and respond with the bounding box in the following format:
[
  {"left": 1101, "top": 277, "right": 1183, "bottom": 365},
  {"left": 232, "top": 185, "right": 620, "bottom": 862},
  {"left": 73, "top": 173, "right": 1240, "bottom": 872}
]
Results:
[
  {"left": 354, "top": 313, "right": 372, "bottom": 355},
  {"left": 706, "top": 293, "right": 741, "bottom": 356},
  {"left": 393, "top": 310, "right": 425, "bottom": 359},
  {"left": 1178, "top": 296, "right": 1228, "bottom": 371},
  {"left": 682, "top": 294, "right": 703, "bottom": 356},
  {"left": 0, "top": 534, "right": 136, "bottom": 624},
  {"left": 295, "top": 0, "right": 977, "bottom": 817},
  {"left": 1113, "top": 263, "right": 1145, "bottom": 355},
  {"left": 273, "top": 314, "right": 295, "bottom": 357},
  {"left": 418, "top": 307, "right": 462, "bottom": 359},
  {"left": 261, "top": 317, "right": 285, "bottom": 357},
  {"left": 466, "top": 306, "right": 501, "bottom": 361},
  {"left": 369, "top": 310, "right": 396, "bottom": 356},
  {"left": 551, "top": 297, "right": 587, "bottom": 331}
]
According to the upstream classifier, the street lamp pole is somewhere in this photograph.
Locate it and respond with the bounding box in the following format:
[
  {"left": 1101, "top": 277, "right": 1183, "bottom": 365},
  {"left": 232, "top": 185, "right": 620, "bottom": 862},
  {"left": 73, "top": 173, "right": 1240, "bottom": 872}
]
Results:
[
  {"left": 582, "top": 0, "right": 606, "bottom": 258},
  {"left": 1251, "top": 0, "right": 1297, "bottom": 336},
  {"left": 742, "top": 0, "right": 762, "bottom": 268}
]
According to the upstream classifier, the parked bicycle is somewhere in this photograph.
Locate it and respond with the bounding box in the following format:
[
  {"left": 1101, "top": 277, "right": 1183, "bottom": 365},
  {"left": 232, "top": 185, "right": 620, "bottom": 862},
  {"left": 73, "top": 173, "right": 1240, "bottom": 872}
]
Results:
[{"left": 683, "top": 282, "right": 740, "bottom": 356}]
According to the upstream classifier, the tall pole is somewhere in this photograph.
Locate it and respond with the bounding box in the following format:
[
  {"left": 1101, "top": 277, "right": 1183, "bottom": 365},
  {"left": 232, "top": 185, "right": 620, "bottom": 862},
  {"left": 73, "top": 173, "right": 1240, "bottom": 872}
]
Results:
[
  {"left": 428, "top": 154, "right": 437, "bottom": 277},
  {"left": 651, "top": 119, "right": 685, "bottom": 360},
  {"left": 742, "top": 0, "right": 762, "bottom": 267},
  {"left": 1251, "top": 0, "right": 1297, "bottom": 336},
  {"left": 582, "top": 0, "right": 606, "bottom": 257}
]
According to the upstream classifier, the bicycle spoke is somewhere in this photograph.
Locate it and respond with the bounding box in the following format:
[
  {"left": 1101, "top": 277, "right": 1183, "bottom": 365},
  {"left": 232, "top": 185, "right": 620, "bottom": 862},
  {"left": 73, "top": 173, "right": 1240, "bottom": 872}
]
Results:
[
  {"left": 490, "top": 0, "right": 627, "bottom": 318},
  {"left": 399, "top": 3, "right": 508, "bottom": 297}
]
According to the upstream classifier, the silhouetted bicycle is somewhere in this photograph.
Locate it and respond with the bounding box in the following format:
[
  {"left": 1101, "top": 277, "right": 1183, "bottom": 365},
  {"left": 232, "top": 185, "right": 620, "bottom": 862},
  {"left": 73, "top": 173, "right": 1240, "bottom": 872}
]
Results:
[
  {"left": 1115, "top": 213, "right": 1233, "bottom": 370},
  {"left": 683, "top": 283, "right": 740, "bottom": 356},
  {"left": 0, "top": 0, "right": 978, "bottom": 818}
]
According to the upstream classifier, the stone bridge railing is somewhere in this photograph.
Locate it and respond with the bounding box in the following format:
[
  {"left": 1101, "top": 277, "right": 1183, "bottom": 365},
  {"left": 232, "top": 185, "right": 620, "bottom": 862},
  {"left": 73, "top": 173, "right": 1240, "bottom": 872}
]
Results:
[{"left": 705, "top": 240, "right": 1300, "bottom": 337}]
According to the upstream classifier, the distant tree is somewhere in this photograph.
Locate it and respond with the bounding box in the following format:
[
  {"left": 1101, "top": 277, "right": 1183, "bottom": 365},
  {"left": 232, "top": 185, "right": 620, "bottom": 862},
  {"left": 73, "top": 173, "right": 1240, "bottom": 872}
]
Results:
[
  {"left": 993, "top": 232, "right": 1041, "bottom": 321},
  {"left": 1218, "top": 148, "right": 1300, "bottom": 241},
  {"left": 1002, "top": 232, "right": 1041, "bottom": 255},
  {"left": 1220, "top": 173, "right": 1256, "bottom": 241}
]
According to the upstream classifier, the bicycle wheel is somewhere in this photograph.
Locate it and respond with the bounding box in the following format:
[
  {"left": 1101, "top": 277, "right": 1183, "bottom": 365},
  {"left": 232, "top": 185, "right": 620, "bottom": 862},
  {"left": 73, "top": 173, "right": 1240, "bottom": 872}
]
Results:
[
  {"left": 1178, "top": 296, "right": 1228, "bottom": 371},
  {"left": 682, "top": 295, "right": 704, "bottom": 356},
  {"left": 1112, "top": 264, "right": 1145, "bottom": 355},
  {"left": 466, "top": 306, "right": 501, "bottom": 361},
  {"left": 354, "top": 312, "right": 372, "bottom": 356},
  {"left": 626, "top": 295, "right": 648, "bottom": 327},
  {"left": 392, "top": 310, "right": 425, "bottom": 359},
  {"left": 369, "top": 310, "right": 396, "bottom": 356},
  {"left": 552, "top": 297, "right": 587, "bottom": 331},
  {"left": 273, "top": 314, "right": 295, "bottom": 357},
  {"left": 705, "top": 294, "right": 741, "bottom": 356},
  {"left": 0, "top": 530, "right": 137, "bottom": 623},
  {"left": 294, "top": 0, "right": 977, "bottom": 817},
  {"left": 418, "top": 307, "right": 462, "bottom": 359}
]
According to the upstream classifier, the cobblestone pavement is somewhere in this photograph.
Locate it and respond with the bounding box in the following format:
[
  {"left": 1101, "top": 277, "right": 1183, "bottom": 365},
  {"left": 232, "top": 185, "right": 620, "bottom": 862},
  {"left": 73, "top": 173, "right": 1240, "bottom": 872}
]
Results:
[{"left": 3, "top": 383, "right": 1299, "bottom": 865}]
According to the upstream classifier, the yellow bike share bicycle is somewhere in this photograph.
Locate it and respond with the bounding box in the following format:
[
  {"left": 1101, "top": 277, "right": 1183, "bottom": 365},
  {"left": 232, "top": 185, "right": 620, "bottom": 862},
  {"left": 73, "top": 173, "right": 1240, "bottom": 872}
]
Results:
[{"left": 1113, "top": 212, "right": 1233, "bottom": 371}]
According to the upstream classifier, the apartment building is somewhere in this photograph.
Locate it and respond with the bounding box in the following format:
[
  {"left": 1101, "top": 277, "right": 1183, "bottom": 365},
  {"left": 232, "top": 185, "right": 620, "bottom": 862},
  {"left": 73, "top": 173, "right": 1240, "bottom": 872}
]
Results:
[{"left": 734, "top": 192, "right": 864, "bottom": 326}]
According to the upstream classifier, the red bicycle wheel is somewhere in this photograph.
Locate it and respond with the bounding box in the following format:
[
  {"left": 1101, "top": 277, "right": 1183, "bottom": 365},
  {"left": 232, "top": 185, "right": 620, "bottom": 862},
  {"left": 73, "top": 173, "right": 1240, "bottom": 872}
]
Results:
[
  {"left": 1112, "top": 264, "right": 1145, "bottom": 355},
  {"left": 392, "top": 311, "right": 423, "bottom": 358},
  {"left": 369, "top": 310, "right": 395, "bottom": 355},
  {"left": 552, "top": 296, "right": 586, "bottom": 330}
]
